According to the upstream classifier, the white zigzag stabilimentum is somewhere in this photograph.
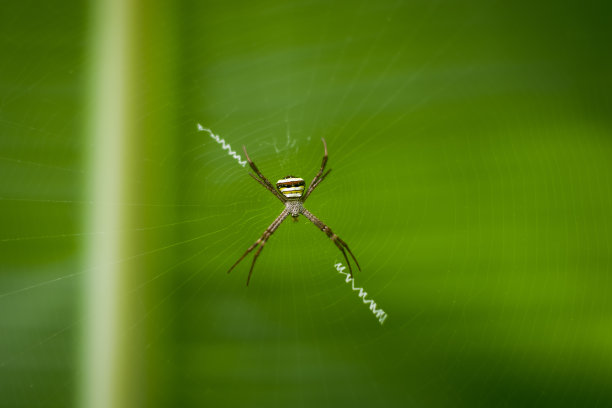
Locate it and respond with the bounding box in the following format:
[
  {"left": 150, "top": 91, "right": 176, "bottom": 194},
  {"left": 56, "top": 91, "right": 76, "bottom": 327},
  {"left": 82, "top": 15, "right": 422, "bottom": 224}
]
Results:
[
  {"left": 334, "top": 263, "right": 388, "bottom": 325},
  {"left": 197, "top": 124, "right": 247, "bottom": 167}
]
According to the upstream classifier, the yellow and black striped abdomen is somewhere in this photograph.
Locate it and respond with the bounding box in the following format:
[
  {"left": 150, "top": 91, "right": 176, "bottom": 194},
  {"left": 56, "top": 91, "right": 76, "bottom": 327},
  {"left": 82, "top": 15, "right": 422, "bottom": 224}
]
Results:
[{"left": 276, "top": 176, "right": 305, "bottom": 198}]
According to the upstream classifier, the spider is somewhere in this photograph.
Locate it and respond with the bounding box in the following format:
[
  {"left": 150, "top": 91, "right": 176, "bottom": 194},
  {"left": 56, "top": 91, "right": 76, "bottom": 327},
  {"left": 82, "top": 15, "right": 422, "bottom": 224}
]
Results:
[{"left": 228, "top": 138, "right": 361, "bottom": 285}]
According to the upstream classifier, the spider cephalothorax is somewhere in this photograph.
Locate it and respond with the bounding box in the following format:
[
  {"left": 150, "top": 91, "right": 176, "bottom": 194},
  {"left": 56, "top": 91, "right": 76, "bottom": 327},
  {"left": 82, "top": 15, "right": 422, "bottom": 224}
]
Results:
[{"left": 228, "top": 139, "right": 360, "bottom": 285}]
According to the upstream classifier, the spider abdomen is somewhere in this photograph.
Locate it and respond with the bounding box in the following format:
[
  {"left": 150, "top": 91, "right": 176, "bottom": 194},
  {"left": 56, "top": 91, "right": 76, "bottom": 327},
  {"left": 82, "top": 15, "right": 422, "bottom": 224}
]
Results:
[{"left": 276, "top": 176, "right": 305, "bottom": 198}]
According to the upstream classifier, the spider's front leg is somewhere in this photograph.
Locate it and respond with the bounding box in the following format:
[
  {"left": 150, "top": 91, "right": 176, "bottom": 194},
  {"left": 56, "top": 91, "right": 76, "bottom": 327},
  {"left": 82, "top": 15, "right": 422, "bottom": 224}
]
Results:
[
  {"left": 243, "top": 146, "right": 286, "bottom": 203},
  {"left": 227, "top": 209, "right": 289, "bottom": 285},
  {"left": 302, "top": 138, "right": 332, "bottom": 202},
  {"left": 301, "top": 208, "right": 361, "bottom": 276}
]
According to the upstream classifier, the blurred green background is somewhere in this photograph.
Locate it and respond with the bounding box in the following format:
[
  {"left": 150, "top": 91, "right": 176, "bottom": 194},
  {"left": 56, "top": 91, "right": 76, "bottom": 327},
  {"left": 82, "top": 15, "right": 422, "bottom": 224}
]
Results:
[{"left": 1, "top": 0, "right": 612, "bottom": 407}]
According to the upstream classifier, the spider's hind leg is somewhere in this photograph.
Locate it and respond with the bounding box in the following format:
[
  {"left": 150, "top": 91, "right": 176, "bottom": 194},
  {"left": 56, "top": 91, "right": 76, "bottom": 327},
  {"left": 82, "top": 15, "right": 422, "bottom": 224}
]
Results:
[
  {"left": 329, "top": 233, "right": 361, "bottom": 277},
  {"left": 300, "top": 208, "right": 361, "bottom": 276},
  {"left": 227, "top": 209, "right": 289, "bottom": 285}
]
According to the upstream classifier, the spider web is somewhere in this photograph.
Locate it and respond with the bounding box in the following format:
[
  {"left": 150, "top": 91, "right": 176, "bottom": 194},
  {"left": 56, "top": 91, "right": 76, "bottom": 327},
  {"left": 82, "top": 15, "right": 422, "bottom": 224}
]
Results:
[{"left": 2, "top": 0, "right": 612, "bottom": 407}]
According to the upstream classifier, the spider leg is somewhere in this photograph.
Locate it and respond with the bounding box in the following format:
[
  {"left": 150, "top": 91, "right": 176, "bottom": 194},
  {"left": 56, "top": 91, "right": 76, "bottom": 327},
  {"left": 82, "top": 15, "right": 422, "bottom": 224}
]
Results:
[
  {"left": 243, "top": 146, "right": 286, "bottom": 203},
  {"left": 248, "top": 173, "right": 285, "bottom": 203},
  {"left": 302, "top": 138, "right": 329, "bottom": 201},
  {"left": 301, "top": 208, "right": 361, "bottom": 276},
  {"left": 308, "top": 168, "right": 332, "bottom": 194},
  {"left": 227, "top": 209, "right": 289, "bottom": 285}
]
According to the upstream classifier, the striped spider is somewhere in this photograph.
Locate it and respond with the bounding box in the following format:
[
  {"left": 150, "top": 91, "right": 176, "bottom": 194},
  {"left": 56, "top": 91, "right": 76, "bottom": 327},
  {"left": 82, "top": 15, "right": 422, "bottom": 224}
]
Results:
[{"left": 228, "top": 138, "right": 361, "bottom": 285}]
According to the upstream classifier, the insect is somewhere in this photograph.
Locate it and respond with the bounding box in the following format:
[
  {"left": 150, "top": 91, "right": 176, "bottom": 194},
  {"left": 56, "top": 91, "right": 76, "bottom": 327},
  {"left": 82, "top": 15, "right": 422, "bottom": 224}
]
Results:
[{"left": 228, "top": 138, "right": 361, "bottom": 285}]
